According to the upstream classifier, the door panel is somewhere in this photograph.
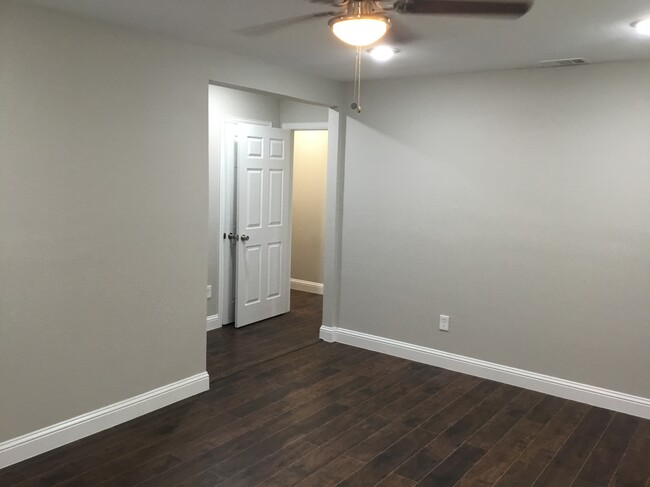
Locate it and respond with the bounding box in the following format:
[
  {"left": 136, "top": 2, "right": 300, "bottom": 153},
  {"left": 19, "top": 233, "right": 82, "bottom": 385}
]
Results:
[
  {"left": 268, "top": 169, "right": 284, "bottom": 226},
  {"left": 244, "top": 245, "right": 262, "bottom": 305},
  {"left": 246, "top": 169, "right": 263, "bottom": 229},
  {"left": 267, "top": 242, "right": 282, "bottom": 299},
  {"left": 236, "top": 124, "right": 292, "bottom": 328}
]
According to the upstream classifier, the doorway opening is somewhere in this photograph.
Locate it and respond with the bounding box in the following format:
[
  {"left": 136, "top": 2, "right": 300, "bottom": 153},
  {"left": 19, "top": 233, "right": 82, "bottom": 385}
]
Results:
[
  {"left": 206, "top": 85, "right": 331, "bottom": 380},
  {"left": 286, "top": 128, "right": 328, "bottom": 298}
]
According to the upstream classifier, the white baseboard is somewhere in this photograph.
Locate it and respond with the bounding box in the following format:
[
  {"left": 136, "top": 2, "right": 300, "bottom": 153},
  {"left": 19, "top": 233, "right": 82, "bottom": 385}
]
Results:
[
  {"left": 207, "top": 314, "right": 221, "bottom": 331},
  {"left": 0, "top": 372, "right": 209, "bottom": 469},
  {"left": 320, "top": 325, "right": 336, "bottom": 343},
  {"left": 291, "top": 279, "right": 324, "bottom": 295},
  {"left": 320, "top": 326, "right": 650, "bottom": 420}
]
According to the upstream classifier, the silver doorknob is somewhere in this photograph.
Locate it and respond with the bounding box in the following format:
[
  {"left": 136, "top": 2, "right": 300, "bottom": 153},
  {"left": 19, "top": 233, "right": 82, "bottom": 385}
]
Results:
[
  {"left": 240, "top": 235, "right": 250, "bottom": 242},
  {"left": 228, "top": 233, "right": 239, "bottom": 241}
]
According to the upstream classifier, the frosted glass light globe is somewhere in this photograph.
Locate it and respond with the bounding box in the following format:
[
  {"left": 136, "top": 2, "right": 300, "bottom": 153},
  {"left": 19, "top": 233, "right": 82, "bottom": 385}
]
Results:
[{"left": 330, "top": 16, "right": 390, "bottom": 47}]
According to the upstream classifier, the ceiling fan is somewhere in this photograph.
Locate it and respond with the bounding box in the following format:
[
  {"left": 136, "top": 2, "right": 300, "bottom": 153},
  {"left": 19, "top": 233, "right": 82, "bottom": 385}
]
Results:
[{"left": 240, "top": 0, "right": 534, "bottom": 111}]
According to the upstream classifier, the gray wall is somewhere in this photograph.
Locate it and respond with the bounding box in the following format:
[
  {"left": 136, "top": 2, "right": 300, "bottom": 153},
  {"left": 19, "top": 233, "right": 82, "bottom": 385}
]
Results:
[
  {"left": 208, "top": 86, "right": 281, "bottom": 317},
  {"left": 0, "top": 1, "right": 341, "bottom": 443},
  {"left": 340, "top": 61, "right": 650, "bottom": 399},
  {"left": 280, "top": 100, "right": 329, "bottom": 125}
]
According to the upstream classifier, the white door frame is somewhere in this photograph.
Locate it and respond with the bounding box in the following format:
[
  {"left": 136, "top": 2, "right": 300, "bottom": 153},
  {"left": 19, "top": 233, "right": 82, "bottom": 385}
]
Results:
[
  {"left": 283, "top": 115, "right": 344, "bottom": 333},
  {"left": 281, "top": 122, "right": 329, "bottom": 131},
  {"left": 217, "top": 117, "right": 273, "bottom": 328}
]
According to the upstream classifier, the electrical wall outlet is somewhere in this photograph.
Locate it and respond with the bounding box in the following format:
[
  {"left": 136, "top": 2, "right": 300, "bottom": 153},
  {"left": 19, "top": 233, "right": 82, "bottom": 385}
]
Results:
[
  {"left": 207, "top": 285, "right": 212, "bottom": 299},
  {"left": 439, "top": 315, "right": 450, "bottom": 332}
]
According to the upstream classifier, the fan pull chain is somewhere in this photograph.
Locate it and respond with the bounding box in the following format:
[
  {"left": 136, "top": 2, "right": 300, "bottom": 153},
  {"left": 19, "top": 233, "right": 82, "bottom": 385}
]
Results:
[{"left": 351, "top": 46, "right": 362, "bottom": 113}]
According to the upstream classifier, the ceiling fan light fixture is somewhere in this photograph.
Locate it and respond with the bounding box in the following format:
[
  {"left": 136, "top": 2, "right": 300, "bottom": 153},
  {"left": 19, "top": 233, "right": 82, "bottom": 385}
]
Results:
[
  {"left": 632, "top": 18, "right": 650, "bottom": 36},
  {"left": 329, "top": 15, "right": 390, "bottom": 47},
  {"left": 368, "top": 46, "right": 399, "bottom": 62}
]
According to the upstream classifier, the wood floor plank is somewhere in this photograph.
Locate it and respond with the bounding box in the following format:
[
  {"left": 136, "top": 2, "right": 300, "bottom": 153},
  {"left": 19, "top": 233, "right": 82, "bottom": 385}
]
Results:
[
  {"left": 376, "top": 473, "right": 417, "bottom": 486},
  {"left": 466, "top": 389, "right": 544, "bottom": 451},
  {"left": 573, "top": 407, "right": 616, "bottom": 439},
  {"left": 608, "top": 420, "right": 650, "bottom": 487},
  {"left": 574, "top": 413, "right": 639, "bottom": 486},
  {"left": 437, "top": 384, "right": 520, "bottom": 446},
  {"left": 338, "top": 428, "right": 434, "bottom": 486},
  {"left": 293, "top": 455, "right": 364, "bottom": 487},
  {"left": 419, "top": 380, "right": 501, "bottom": 435},
  {"left": 305, "top": 363, "right": 440, "bottom": 446},
  {"left": 213, "top": 439, "right": 316, "bottom": 487},
  {"left": 494, "top": 460, "right": 544, "bottom": 486},
  {"left": 395, "top": 381, "right": 505, "bottom": 482},
  {"left": 532, "top": 407, "right": 616, "bottom": 487},
  {"left": 260, "top": 413, "right": 394, "bottom": 486},
  {"left": 572, "top": 479, "right": 602, "bottom": 487},
  {"left": 526, "top": 395, "right": 568, "bottom": 425},
  {"left": 415, "top": 443, "right": 486, "bottom": 487},
  {"left": 0, "top": 468, "right": 27, "bottom": 485},
  {"left": 457, "top": 418, "right": 547, "bottom": 487},
  {"left": 206, "top": 405, "right": 348, "bottom": 480},
  {"left": 228, "top": 366, "right": 341, "bottom": 418},
  {"left": 532, "top": 434, "right": 602, "bottom": 486},
  {"left": 518, "top": 401, "right": 591, "bottom": 468},
  {"left": 344, "top": 377, "right": 472, "bottom": 464}
]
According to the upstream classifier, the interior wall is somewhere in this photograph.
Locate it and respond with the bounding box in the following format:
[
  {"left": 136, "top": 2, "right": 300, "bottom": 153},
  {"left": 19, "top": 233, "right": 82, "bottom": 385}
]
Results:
[
  {"left": 291, "top": 131, "right": 328, "bottom": 284},
  {"left": 0, "top": 1, "right": 342, "bottom": 444},
  {"left": 280, "top": 100, "right": 329, "bottom": 125},
  {"left": 208, "top": 86, "right": 281, "bottom": 318},
  {"left": 340, "top": 61, "right": 650, "bottom": 399}
]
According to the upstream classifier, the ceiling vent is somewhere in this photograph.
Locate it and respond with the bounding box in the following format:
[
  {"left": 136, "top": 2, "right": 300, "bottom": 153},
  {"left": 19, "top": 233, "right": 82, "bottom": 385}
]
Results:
[{"left": 537, "top": 58, "right": 590, "bottom": 68}]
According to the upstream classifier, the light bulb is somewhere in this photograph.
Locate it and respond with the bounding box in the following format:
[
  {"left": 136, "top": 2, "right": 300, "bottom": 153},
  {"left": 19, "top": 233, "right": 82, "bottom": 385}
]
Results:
[
  {"left": 368, "top": 46, "right": 398, "bottom": 62},
  {"left": 634, "top": 18, "right": 650, "bottom": 36}
]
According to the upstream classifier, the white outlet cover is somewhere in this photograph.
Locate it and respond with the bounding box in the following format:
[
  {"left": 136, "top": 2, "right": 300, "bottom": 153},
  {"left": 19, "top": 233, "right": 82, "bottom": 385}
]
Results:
[
  {"left": 439, "top": 315, "right": 450, "bottom": 332},
  {"left": 207, "top": 285, "right": 212, "bottom": 299}
]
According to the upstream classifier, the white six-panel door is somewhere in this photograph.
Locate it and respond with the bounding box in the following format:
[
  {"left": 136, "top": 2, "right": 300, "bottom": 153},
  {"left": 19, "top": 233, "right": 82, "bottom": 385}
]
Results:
[{"left": 235, "top": 124, "right": 292, "bottom": 328}]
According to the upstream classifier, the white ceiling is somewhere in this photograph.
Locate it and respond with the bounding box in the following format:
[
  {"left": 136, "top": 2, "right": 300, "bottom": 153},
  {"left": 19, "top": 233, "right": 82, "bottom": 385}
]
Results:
[{"left": 27, "top": 0, "right": 650, "bottom": 81}]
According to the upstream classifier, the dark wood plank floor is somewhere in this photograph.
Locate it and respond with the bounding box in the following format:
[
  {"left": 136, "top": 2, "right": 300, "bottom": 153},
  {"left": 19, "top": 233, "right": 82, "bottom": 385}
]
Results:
[
  {"left": 207, "top": 290, "right": 323, "bottom": 381},
  {"left": 3, "top": 292, "right": 649, "bottom": 486}
]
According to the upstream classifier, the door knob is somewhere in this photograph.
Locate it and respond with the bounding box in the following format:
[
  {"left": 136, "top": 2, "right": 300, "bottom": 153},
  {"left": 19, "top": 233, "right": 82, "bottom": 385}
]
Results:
[
  {"left": 240, "top": 235, "right": 250, "bottom": 242},
  {"left": 228, "top": 233, "right": 239, "bottom": 241}
]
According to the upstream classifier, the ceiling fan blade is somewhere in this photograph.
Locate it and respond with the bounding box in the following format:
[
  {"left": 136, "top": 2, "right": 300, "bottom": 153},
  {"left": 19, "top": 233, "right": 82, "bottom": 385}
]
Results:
[
  {"left": 394, "top": 0, "right": 532, "bottom": 18},
  {"left": 237, "top": 11, "right": 337, "bottom": 37},
  {"left": 307, "top": 0, "right": 345, "bottom": 5}
]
